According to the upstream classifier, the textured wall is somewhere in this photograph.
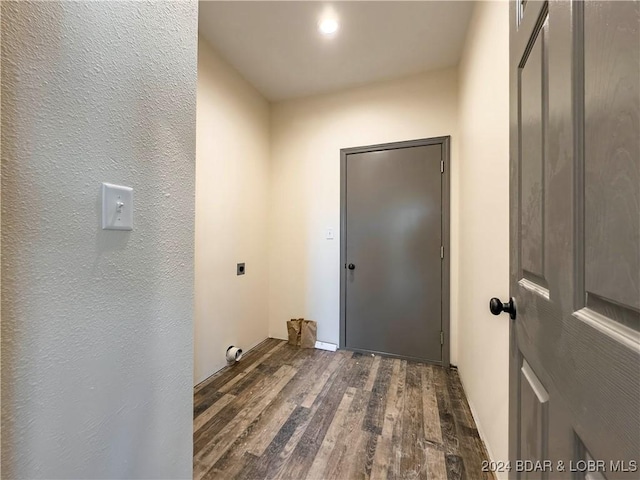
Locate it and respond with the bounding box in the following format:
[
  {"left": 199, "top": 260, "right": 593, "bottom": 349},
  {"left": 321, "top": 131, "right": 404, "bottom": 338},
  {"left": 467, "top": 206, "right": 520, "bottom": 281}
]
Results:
[
  {"left": 1, "top": 2, "right": 197, "bottom": 478},
  {"left": 457, "top": 1, "right": 510, "bottom": 475},
  {"left": 0, "top": 4, "right": 3, "bottom": 471},
  {"left": 195, "top": 38, "right": 270, "bottom": 385},
  {"left": 269, "top": 69, "right": 461, "bottom": 363}
]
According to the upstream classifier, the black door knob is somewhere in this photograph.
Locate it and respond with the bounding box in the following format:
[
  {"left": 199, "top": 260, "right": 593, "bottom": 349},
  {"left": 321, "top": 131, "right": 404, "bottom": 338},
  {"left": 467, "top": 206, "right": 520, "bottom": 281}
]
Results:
[
  {"left": 489, "top": 297, "right": 516, "bottom": 320},
  {"left": 348, "top": 263, "right": 355, "bottom": 270}
]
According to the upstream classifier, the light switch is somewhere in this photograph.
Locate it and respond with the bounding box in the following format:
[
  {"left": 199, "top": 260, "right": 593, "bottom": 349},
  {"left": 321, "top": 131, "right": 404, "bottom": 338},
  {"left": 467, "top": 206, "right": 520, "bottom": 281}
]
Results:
[
  {"left": 326, "top": 228, "right": 334, "bottom": 240},
  {"left": 102, "top": 183, "right": 133, "bottom": 231}
]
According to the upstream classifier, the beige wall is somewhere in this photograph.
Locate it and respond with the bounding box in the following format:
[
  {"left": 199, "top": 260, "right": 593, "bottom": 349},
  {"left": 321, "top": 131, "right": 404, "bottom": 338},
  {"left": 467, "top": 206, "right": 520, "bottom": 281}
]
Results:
[
  {"left": 1, "top": 2, "right": 197, "bottom": 477},
  {"left": 457, "top": 1, "right": 510, "bottom": 473},
  {"left": 195, "top": 38, "right": 271, "bottom": 384},
  {"left": 269, "top": 69, "right": 461, "bottom": 363}
]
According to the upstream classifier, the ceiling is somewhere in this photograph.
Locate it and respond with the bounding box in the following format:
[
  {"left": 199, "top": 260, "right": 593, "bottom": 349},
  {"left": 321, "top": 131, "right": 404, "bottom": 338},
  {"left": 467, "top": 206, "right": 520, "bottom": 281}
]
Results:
[{"left": 198, "top": 1, "right": 475, "bottom": 102}]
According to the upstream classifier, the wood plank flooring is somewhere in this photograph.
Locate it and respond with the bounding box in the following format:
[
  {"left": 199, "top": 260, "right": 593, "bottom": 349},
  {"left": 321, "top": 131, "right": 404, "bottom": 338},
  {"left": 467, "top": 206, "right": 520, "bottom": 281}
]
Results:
[{"left": 194, "top": 338, "right": 495, "bottom": 480}]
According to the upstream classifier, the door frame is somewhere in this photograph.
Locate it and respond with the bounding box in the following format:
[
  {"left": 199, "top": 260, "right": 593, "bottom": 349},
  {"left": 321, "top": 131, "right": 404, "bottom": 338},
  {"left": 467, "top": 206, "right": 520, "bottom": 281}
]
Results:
[{"left": 339, "top": 136, "right": 451, "bottom": 367}]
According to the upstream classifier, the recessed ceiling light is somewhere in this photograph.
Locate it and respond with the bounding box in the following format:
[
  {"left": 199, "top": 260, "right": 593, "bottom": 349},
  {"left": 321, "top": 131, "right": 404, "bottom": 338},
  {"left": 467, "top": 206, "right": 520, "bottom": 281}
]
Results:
[{"left": 319, "top": 18, "right": 339, "bottom": 36}]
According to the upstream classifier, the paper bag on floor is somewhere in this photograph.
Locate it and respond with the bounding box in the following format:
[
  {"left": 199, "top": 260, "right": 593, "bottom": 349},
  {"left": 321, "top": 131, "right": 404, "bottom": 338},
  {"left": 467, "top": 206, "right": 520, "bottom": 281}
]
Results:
[
  {"left": 287, "top": 318, "right": 303, "bottom": 346},
  {"left": 300, "top": 320, "right": 317, "bottom": 349}
]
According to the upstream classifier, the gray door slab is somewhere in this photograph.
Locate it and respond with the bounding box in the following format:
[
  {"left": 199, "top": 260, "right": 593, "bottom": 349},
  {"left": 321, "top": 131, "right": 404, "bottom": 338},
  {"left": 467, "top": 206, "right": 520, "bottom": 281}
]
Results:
[
  {"left": 508, "top": 1, "right": 639, "bottom": 477},
  {"left": 340, "top": 137, "right": 450, "bottom": 365}
]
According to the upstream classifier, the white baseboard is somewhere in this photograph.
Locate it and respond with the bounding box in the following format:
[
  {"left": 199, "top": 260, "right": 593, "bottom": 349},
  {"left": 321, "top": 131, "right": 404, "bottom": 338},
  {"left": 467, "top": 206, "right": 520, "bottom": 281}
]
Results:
[
  {"left": 457, "top": 373, "right": 506, "bottom": 480},
  {"left": 314, "top": 341, "right": 337, "bottom": 351}
]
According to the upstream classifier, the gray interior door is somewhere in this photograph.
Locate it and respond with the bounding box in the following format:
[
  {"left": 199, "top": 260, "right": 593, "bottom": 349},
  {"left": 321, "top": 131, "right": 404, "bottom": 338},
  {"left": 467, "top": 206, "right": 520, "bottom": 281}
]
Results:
[
  {"left": 341, "top": 139, "right": 449, "bottom": 364},
  {"left": 507, "top": 1, "right": 639, "bottom": 478}
]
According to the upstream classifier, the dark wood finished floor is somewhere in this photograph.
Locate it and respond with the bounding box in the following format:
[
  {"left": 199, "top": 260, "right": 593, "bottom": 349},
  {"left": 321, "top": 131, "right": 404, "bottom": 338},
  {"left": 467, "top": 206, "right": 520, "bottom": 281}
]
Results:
[{"left": 194, "top": 338, "right": 494, "bottom": 480}]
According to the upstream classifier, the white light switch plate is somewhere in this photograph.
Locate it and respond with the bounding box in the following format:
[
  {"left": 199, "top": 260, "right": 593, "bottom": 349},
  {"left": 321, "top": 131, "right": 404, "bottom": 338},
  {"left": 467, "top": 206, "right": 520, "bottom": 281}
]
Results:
[
  {"left": 102, "top": 183, "right": 133, "bottom": 230},
  {"left": 326, "top": 228, "right": 334, "bottom": 240}
]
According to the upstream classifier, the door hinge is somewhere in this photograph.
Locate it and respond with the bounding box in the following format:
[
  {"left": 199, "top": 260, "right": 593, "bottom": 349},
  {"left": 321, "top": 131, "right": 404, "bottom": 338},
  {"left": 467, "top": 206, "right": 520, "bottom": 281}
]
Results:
[
  {"left": 440, "top": 160, "right": 444, "bottom": 173},
  {"left": 440, "top": 245, "right": 444, "bottom": 259},
  {"left": 440, "top": 331, "right": 444, "bottom": 345}
]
